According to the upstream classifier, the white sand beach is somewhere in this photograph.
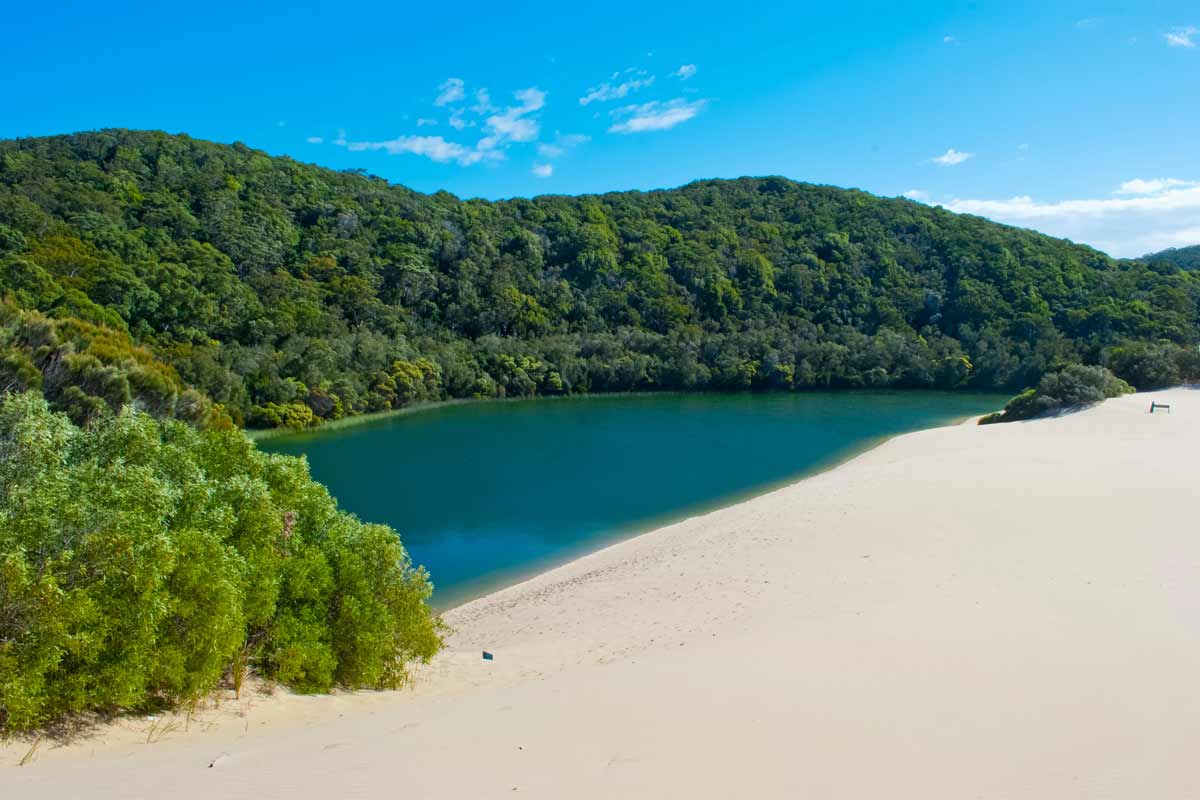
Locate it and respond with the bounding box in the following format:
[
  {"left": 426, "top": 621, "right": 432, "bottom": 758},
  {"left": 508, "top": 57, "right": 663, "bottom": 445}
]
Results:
[{"left": 4, "top": 388, "right": 1197, "bottom": 798}]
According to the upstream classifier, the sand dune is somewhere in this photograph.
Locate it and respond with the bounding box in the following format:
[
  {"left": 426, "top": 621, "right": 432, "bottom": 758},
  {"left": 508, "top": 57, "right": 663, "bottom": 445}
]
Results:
[{"left": 5, "top": 388, "right": 1198, "bottom": 798}]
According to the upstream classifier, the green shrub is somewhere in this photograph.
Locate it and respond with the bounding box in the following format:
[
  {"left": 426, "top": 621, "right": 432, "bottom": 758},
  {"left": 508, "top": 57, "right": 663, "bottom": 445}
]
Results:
[
  {"left": 246, "top": 401, "right": 318, "bottom": 429},
  {"left": 0, "top": 302, "right": 225, "bottom": 428},
  {"left": 0, "top": 392, "right": 441, "bottom": 731},
  {"left": 980, "top": 364, "right": 1133, "bottom": 424},
  {"left": 1104, "top": 341, "right": 1196, "bottom": 389}
]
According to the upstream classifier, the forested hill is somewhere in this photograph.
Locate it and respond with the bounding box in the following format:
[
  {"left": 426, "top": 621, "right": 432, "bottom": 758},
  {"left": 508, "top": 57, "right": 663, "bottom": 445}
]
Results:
[
  {"left": 2, "top": 129, "right": 1198, "bottom": 428},
  {"left": 1143, "top": 245, "right": 1200, "bottom": 271}
]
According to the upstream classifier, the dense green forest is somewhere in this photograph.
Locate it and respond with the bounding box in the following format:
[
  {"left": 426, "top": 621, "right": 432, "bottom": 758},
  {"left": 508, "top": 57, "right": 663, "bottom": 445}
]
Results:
[
  {"left": 2, "top": 129, "right": 1198, "bottom": 429},
  {"left": 1143, "top": 245, "right": 1200, "bottom": 272},
  {"left": 0, "top": 392, "right": 441, "bottom": 731}
]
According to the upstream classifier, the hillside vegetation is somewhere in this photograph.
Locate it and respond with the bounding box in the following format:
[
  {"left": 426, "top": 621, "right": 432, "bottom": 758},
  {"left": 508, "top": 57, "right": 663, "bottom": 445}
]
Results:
[
  {"left": 1143, "top": 245, "right": 1200, "bottom": 272},
  {"left": 2, "top": 130, "right": 1197, "bottom": 428}
]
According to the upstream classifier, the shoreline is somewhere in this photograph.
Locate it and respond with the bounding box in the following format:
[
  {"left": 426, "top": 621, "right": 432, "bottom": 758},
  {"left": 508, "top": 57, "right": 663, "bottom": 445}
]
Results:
[
  {"left": 7, "top": 388, "right": 1194, "bottom": 798},
  {"left": 246, "top": 386, "right": 1005, "bottom": 443},
  {"left": 439, "top": 406, "right": 994, "bottom": 619},
  {"left": 246, "top": 390, "right": 683, "bottom": 442},
  {"left": 432, "top": 406, "right": 990, "bottom": 613},
  {"left": 244, "top": 397, "right": 474, "bottom": 442}
]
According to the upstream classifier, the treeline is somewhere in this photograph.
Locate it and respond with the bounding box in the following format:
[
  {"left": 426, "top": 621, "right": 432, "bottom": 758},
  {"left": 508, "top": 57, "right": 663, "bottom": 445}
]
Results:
[
  {"left": 1144, "top": 245, "right": 1200, "bottom": 272},
  {"left": 1, "top": 129, "right": 1198, "bottom": 428},
  {"left": 0, "top": 392, "right": 441, "bottom": 731}
]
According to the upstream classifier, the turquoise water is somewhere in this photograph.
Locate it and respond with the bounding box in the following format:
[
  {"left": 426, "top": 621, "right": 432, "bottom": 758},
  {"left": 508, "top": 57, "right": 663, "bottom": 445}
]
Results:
[{"left": 261, "top": 392, "right": 1001, "bottom": 608}]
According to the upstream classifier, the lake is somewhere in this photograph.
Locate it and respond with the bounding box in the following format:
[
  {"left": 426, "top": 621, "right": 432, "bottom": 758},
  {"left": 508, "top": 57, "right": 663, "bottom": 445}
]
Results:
[{"left": 261, "top": 391, "right": 1002, "bottom": 607}]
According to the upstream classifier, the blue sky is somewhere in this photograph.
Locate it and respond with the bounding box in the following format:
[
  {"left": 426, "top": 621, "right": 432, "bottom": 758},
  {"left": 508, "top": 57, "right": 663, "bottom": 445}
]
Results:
[{"left": 3, "top": 1, "right": 1198, "bottom": 256}]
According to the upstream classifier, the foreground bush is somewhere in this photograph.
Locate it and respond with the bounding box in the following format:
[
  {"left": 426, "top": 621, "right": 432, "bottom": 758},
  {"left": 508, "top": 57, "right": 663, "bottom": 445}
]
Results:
[
  {"left": 0, "top": 392, "right": 441, "bottom": 731},
  {"left": 979, "top": 364, "right": 1133, "bottom": 424}
]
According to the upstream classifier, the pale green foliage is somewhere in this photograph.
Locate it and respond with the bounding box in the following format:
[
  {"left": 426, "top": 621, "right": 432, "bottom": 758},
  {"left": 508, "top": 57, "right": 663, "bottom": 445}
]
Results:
[{"left": 0, "top": 393, "right": 441, "bottom": 730}]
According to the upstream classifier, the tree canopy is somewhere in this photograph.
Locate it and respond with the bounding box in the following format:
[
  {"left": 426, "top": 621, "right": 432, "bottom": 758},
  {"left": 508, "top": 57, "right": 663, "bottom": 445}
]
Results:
[
  {"left": 1143, "top": 245, "right": 1200, "bottom": 272},
  {"left": 0, "top": 392, "right": 441, "bottom": 731},
  {"left": 1, "top": 129, "right": 1197, "bottom": 428}
]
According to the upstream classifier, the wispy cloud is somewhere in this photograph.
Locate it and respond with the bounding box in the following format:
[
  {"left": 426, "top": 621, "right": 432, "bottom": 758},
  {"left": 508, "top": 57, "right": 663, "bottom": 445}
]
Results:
[
  {"left": 336, "top": 86, "right": 546, "bottom": 167},
  {"left": 931, "top": 148, "right": 973, "bottom": 166},
  {"left": 672, "top": 64, "right": 697, "bottom": 79},
  {"left": 435, "top": 78, "right": 465, "bottom": 106},
  {"left": 943, "top": 35, "right": 957, "bottom": 45},
  {"left": 1116, "top": 178, "right": 1200, "bottom": 195},
  {"left": 532, "top": 163, "right": 553, "bottom": 178},
  {"left": 1164, "top": 26, "right": 1197, "bottom": 47},
  {"left": 448, "top": 109, "right": 474, "bottom": 131},
  {"left": 902, "top": 189, "right": 929, "bottom": 200},
  {"left": 936, "top": 179, "right": 1200, "bottom": 257},
  {"left": 416, "top": 118, "right": 438, "bottom": 127},
  {"left": 305, "top": 136, "right": 323, "bottom": 144},
  {"left": 1075, "top": 18, "right": 1102, "bottom": 30},
  {"left": 580, "top": 70, "right": 655, "bottom": 105},
  {"left": 470, "top": 89, "right": 496, "bottom": 114},
  {"left": 608, "top": 98, "right": 707, "bottom": 134},
  {"left": 344, "top": 135, "right": 487, "bottom": 165},
  {"left": 478, "top": 87, "right": 545, "bottom": 151},
  {"left": 537, "top": 133, "right": 589, "bottom": 159}
]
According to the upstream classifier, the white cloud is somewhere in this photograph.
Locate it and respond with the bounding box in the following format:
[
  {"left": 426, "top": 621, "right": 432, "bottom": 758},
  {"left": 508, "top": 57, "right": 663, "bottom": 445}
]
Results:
[
  {"left": 902, "top": 189, "right": 929, "bottom": 200},
  {"left": 416, "top": 118, "right": 438, "bottom": 127},
  {"left": 931, "top": 148, "right": 973, "bottom": 166},
  {"left": 448, "top": 109, "right": 474, "bottom": 131},
  {"left": 333, "top": 129, "right": 347, "bottom": 146},
  {"left": 1116, "top": 178, "right": 1200, "bottom": 195},
  {"left": 940, "top": 179, "right": 1200, "bottom": 257},
  {"left": 579, "top": 71, "right": 655, "bottom": 105},
  {"left": 943, "top": 35, "right": 957, "bottom": 44},
  {"left": 344, "top": 135, "right": 486, "bottom": 165},
  {"left": 608, "top": 98, "right": 707, "bottom": 134},
  {"left": 1164, "top": 26, "right": 1197, "bottom": 47},
  {"left": 470, "top": 89, "right": 496, "bottom": 114},
  {"left": 537, "top": 133, "right": 589, "bottom": 159},
  {"left": 673, "top": 64, "right": 697, "bottom": 79},
  {"left": 532, "top": 163, "right": 553, "bottom": 178},
  {"left": 435, "top": 78, "right": 465, "bottom": 106},
  {"left": 478, "top": 87, "right": 546, "bottom": 151},
  {"left": 305, "top": 136, "right": 323, "bottom": 144},
  {"left": 336, "top": 85, "right": 546, "bottom": 168}
]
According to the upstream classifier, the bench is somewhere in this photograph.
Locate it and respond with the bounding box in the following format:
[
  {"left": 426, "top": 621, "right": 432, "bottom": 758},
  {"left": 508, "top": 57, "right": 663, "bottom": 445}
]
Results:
[{"left": 1150, "top": 402, "right": 1171, "bottom": 414}]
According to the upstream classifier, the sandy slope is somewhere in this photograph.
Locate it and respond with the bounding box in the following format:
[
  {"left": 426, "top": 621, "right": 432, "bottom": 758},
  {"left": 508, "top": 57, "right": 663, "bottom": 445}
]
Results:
[{"left": 4, "top": 388, "right": 1198, "bottom": 798}]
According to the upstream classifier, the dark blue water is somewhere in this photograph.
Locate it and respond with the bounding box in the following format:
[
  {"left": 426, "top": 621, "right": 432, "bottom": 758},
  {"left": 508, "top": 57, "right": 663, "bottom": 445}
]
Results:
[{"left": 261, "top": 392, "right": 1001, "bottom": 607}]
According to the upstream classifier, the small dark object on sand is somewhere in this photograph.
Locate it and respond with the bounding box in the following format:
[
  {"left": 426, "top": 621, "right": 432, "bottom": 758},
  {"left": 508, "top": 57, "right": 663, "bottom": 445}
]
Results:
[
  {"left": 1150, "top": 402, "right": 1171, "bottom": 414},
  {"left": 483, "top": 651, "right": 494, "bottom": 660}
]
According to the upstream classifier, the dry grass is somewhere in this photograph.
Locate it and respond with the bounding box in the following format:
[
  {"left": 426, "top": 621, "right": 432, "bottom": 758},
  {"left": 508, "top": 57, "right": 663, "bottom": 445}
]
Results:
[
  {"left": 18, "top": 736, "right": 41, "bottom": 766},
  {"left": 144, "top": 718, "right": 181, "bottom": 745}
]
